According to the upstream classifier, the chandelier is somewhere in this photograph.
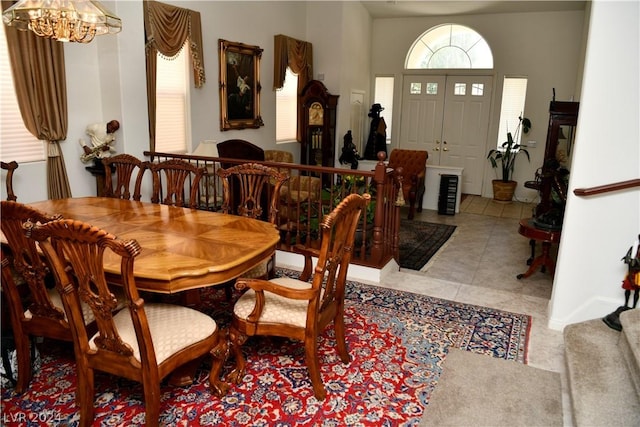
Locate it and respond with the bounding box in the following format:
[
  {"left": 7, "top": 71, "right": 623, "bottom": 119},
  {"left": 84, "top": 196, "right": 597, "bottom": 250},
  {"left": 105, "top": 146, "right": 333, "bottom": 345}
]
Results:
[{"left": 2, "top": 0, "right": 122, "bottom": 43}]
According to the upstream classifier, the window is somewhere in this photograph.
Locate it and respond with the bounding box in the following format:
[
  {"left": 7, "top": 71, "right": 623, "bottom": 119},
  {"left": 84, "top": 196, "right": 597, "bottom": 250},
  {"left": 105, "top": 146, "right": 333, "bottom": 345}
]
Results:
[
  {"left": 155, "top": 43, "right": 190, "bottom": 153},
  {"left": 496, "top": 77, "right": 528, "bottom": 147},
  {"left": 276, "top": 67, "right": 298, "bottom": 142},
  {"left": 374, "top": 76, "right": 394, "bottom": 143},
  {"left": 406, "top": 24, "right": 493, "bottom": 69},
  {"left": 0, "top": 24, "right": 45, "bottom": 163}
]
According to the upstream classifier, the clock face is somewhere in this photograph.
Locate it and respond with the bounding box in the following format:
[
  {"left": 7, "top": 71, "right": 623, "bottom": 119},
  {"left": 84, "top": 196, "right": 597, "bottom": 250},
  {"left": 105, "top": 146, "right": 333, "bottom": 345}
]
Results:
[{"left": 309, "top": 102, "right": 324, "bottom": 125}]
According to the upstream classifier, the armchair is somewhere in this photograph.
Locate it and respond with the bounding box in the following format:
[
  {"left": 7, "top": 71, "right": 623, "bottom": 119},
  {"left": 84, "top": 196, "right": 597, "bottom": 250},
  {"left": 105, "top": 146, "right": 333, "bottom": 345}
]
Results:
[
  {"left": 227, "top": 193, "right": 371, "bottom": 400},
  {"left": 263, "top": 149, "right": 322, "bottom": 224},
  {"left": 388, "top": 149, "right": 428, "bottom": 220}
]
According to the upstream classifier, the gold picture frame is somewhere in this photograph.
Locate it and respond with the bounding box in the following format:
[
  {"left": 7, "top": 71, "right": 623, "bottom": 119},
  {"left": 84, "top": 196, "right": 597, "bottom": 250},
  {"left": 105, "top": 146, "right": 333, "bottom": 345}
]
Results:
[{"left": 219, "top": 39, "right": 263, "bottom": 131}]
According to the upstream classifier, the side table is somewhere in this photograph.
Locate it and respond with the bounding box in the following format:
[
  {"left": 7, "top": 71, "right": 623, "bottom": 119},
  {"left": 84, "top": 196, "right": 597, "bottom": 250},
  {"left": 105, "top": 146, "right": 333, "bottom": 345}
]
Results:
[{"left": 517, "top": 218, "right": 562, "bottom": 279}]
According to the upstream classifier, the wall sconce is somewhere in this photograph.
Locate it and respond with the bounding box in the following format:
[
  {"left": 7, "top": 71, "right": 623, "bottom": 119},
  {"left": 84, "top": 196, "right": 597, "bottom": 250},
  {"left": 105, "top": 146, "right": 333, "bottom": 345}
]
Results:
[{"left": 2, "top": 0, "right": 122, "bottom": 43}]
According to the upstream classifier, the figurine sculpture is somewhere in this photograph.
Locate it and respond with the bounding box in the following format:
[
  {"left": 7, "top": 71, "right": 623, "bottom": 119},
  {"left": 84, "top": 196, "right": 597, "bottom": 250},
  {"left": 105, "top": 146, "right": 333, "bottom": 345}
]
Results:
[
  {"left": 603, "top": 235, "right": 640, "bottom": 331},
  {"left": 363, "top": 104, "right": 387, "bottom": 160},
  {"left": 79, "top": 120, "right": 120, "bottom": 163},
  {"left": 339, "top": 130, "right": 361, "bottom": 170}
]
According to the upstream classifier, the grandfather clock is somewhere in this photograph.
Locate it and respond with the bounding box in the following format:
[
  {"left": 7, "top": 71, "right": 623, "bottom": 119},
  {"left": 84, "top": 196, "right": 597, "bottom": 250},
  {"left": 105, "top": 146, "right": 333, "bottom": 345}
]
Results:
[{"left": 299, "top": 80, "right": 338, "bottom": 168}]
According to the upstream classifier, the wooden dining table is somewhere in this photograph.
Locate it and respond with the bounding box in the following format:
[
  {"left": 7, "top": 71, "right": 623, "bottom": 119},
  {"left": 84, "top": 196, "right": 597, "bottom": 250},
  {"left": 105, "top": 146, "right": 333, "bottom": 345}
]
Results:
[{"left": 26, "top": 197, "right": 280, "bottom": 295}]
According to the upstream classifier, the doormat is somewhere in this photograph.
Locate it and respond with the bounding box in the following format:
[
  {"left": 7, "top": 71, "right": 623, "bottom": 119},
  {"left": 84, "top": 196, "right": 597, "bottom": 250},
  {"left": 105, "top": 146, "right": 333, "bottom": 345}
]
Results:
[{"left": 399, "top": 219, "right": 457, "bottom": 271}]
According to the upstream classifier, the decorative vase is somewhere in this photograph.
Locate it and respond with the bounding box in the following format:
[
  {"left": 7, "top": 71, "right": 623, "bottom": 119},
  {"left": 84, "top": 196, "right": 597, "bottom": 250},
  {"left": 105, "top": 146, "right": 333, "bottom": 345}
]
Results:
[{"left": 492, "top": 180, "right": 517, "bottom": 202}]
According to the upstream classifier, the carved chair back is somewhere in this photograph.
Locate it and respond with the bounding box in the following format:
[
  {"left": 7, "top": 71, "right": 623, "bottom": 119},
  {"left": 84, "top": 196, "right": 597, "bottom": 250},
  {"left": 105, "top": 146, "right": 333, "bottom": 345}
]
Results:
[
  {"left": 150, "top": 159, "right": 205, "bottom": 208},
  {"left": 102, "top": 154, "right": 150, "bottom": 201},
  {"left": 0, "top": 201, "right": 66, "bottom": 393},
  {"left": 217, "top": 163, "right": 288, "bottom": 224},
  {"left": 1, "top": 160, "right": 19, "bottom": 201}
]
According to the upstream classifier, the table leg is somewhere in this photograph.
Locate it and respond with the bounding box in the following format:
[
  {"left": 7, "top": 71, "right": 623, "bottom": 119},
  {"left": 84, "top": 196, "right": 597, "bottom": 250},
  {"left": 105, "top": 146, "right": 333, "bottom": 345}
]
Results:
[
  {"left": 517, "top": 241, "right": 556, "bottom": 280},
  {"left": 527, "top": 239, "right": 535, "bottom": 265}
]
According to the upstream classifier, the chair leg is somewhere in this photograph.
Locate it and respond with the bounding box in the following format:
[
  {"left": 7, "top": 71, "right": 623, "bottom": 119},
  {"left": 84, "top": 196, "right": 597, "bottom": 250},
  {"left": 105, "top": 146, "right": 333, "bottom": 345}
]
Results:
[
  {"left": 305, "top": 337, "right": 326, "bottom": 400},
  {"left": 209, "top": 329, "right": 230, "bottom": 397},
  {"left": 334, "top": 315, "right": 351, "bottom": 364},
  {"left": 407, "top": 195, "right": 417, "bottom": 220},
  {"left": 77, "top": 368, "right": 95, "bottom": 427},
  {"left": 142, "top": 382, "right": 161, "bottom": 427},
  {"left": 226, "top": 327, "right": 247, "bottom": 385},
  {"left": 13, "top": 333, "right": 32, "bottom": 394}
]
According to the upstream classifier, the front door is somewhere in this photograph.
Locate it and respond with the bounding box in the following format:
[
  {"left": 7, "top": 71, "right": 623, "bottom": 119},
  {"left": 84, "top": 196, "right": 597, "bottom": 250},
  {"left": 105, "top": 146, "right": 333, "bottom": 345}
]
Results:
[{"left": 399, "top": 75, "right": 493, "bottom": 195}]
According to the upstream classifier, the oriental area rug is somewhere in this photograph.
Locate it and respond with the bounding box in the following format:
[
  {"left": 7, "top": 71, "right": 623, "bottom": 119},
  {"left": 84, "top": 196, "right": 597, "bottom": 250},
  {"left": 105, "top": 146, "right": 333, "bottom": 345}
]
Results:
[
  {"left": 399, "top": 219, "right": 457, "bottom": 271},
  {"left": 1, "top": 268, "right": 530, "bottom": 426}
]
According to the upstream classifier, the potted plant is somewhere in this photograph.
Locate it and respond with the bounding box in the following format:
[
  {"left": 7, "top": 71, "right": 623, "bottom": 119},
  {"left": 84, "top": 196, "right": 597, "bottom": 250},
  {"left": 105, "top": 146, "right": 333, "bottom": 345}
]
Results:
[{"left": 487, "top": 116, "right": 531, "bottom": 202}]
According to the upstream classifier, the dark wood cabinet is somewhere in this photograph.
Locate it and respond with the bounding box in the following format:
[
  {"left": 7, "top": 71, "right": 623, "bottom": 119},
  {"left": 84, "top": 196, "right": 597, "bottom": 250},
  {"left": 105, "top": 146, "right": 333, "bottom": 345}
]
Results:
[
  {"left": 533, "top": 101, "right": 579, "bottom": 220},
  {"left": 298, "top": 80, "right": 338, "bottom": 168}
]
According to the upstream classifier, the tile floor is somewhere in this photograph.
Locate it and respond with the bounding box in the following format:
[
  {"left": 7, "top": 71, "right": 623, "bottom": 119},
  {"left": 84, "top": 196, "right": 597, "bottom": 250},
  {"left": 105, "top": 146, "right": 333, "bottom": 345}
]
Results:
[{"left": 373, "top": 196, "right": 572, "bottom": 425}]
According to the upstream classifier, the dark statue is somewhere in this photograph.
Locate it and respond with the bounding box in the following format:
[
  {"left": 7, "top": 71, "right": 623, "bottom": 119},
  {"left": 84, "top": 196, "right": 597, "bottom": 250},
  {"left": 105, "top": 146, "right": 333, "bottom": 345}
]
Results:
[
  {"left": 363, "top": 103, "right": 387, "bottom": 160},
  {"left": 339, "top": 130, "right": 361, "bottom": 169},
  {"left": 603, "top": 235, "right": 640, "bottom": 331},
  {"left": 532, "top": 158, "right": 570, "bottom": 231}
]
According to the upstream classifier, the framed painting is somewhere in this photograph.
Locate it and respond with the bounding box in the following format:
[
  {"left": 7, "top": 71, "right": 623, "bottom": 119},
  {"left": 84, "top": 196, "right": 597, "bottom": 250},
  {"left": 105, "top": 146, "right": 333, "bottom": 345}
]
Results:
[{"left": 219, "top": 39, "right": 264, "bottom": 131}]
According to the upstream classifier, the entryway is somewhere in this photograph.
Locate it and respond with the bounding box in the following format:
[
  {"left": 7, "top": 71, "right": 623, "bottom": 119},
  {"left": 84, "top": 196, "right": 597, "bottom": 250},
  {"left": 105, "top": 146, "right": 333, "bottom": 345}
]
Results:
[{"left": 399, "top": 75, "right": 493, "bottom": 195}]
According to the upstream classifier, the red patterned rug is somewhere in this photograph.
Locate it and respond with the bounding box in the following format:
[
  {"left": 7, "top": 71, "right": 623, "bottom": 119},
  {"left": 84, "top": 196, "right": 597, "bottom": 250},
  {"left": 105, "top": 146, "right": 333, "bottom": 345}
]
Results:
[{"left": 1, "top": 268, "right": 530, "bottom": 426}]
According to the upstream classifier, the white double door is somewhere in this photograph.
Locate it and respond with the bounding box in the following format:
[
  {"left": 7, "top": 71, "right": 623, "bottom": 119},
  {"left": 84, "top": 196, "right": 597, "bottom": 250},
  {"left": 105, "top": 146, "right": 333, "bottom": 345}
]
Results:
[{"left": 399, "top": 75, "right": 493, "bottom": 195}]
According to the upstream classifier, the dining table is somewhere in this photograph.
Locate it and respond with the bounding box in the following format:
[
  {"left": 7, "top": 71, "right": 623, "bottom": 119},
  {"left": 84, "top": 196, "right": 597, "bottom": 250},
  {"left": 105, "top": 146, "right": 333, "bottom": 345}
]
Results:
[{"left": 26, "top": 197, "right": 281, "bottom": 297}]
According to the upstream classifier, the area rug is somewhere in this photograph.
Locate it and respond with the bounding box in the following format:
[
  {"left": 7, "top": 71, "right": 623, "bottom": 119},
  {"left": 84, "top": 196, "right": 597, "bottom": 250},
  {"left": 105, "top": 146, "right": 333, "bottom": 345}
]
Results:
[
  {"left": 1, "top": 268, "right": 530, "bottom": 426},
  {"left": 399, "top": 219, "right": 457, "bottom": 271}
]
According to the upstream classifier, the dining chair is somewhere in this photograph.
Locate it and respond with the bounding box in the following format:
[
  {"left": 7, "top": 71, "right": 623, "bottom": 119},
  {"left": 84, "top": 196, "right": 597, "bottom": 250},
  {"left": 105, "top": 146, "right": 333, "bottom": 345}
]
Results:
[
  {"left": 102, "top": 154, "right": 150, "bottom": 200},
  {"left": 0, "top": 201, "right": 68, "bottom": 393},
  {"left": 227, "top": 192, "right": 370, "bottom": 400},
  {"left": 217, "top": 163, "right": 289, "bottom": 299},
  {"left": 150, "top": 159, "right": 205, "bottom": 208},
  {"left": 1, "top": 160, "right": 19, "bottom": 201},
  {"left": 26, "top": 218, "right": 230, "bottom": 427}
]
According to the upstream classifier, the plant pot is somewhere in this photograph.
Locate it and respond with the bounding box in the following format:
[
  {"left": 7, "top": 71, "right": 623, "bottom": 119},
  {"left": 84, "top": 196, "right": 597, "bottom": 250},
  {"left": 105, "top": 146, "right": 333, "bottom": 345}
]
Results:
[{"left": 492, "top": 180, "right": 517, "bottom": 202}]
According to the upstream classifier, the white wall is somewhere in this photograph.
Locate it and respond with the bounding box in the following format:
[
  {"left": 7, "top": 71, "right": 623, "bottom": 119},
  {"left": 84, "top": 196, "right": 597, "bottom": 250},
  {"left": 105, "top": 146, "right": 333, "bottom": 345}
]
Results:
[
  {"left": 369, "top": 10, "right": 586, "bottom": 201},
  {"left": 548, "top": 0, "right": 640, "bottom": 329}
]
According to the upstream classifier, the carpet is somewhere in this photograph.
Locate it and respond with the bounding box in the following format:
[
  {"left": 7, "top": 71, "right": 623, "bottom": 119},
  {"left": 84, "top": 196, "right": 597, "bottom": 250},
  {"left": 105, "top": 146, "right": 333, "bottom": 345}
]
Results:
[
  {"left": 421, "top": 348, "right": 562, "bottom": 426},
  {"left": 1, "top": 268, "right": 530, "bottom": 426},
  {"left": 399, "top": 219, "right": 457, "bottom": 271}
]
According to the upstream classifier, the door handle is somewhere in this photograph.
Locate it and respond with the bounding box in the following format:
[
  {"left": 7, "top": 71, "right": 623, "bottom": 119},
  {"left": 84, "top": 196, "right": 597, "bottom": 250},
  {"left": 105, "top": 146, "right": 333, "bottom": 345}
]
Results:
[
  {"left": 443, "top": 147, "right": 449, "bottom": 151},
  {"left": 435, "top": 140, "right": 441, "bottom": 144},
  {"left": 434, "top": 147, "right": 440, "bottom": 151}
]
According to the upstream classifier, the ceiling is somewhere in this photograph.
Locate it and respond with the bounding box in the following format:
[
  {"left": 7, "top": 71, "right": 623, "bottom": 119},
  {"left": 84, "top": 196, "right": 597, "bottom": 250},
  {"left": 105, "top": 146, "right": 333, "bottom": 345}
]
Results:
[{"left": 361, "top": 1, "right": 587, "bottom": 19}]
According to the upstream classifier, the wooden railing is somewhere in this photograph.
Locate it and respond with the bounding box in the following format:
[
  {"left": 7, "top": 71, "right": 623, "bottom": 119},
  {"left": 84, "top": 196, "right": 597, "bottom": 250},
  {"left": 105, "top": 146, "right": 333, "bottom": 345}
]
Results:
[
  {"left": 143, "top": 151, "right": 403, "bottom": 269},
  {"left": 573, "top": 179, "right": 640, "bottom": 197}
]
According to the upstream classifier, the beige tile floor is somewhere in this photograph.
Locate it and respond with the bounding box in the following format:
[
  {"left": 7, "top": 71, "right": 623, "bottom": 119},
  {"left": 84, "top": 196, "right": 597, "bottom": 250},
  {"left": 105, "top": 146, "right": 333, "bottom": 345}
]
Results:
[{"left": 374, "top": 196, "right": 572, "bottom": 424}]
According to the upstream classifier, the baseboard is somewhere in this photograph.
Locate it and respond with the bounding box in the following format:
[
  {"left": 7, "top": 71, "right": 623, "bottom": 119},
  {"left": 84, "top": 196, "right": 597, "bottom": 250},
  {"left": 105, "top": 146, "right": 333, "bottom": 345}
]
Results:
[{"left": 276, "top": 249, "right": 395, "bottom": 285}]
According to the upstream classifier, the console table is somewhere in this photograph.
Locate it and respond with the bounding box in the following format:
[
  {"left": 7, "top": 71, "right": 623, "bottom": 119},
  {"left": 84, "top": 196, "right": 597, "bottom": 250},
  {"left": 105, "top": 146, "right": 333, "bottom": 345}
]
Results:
[{"left": 517, "top": 218, "right": 561, "bottom": 279}]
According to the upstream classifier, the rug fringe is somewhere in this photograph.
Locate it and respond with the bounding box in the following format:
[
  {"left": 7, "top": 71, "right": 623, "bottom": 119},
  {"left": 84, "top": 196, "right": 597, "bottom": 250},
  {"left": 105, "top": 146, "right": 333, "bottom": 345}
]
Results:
[{"left": 420, "top": 227, "right": 458, "bottom": 272}]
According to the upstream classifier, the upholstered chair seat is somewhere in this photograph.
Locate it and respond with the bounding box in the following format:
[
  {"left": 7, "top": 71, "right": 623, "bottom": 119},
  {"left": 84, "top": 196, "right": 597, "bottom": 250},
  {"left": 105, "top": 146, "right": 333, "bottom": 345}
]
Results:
[
  {"left": 233, "top": 277, "right": 325, "bottom": 328},
  {"left": 92, "top": 303, "right": 217, "bottom": 364}
]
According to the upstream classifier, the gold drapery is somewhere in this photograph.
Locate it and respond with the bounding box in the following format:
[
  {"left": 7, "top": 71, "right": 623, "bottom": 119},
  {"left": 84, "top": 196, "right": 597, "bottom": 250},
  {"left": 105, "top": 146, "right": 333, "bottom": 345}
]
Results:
[
  {"left": 273, "top": 34, "right": 313, "bottom": 92},
  {"left": 2, "top": 0, "right": 71, "bottom": 200},
  {"left": 273, "top": 34, "right": 313, "bottom": 142},
  {"left": 144, "top": 0, "right": 205, "bottom": 151}
]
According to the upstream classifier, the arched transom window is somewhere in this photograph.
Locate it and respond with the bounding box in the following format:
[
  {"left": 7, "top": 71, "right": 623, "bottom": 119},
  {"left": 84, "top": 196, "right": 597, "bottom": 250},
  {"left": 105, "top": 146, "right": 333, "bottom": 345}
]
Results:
[{"left": 406, "top": 24, "right": 493, "bottom": 69}]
